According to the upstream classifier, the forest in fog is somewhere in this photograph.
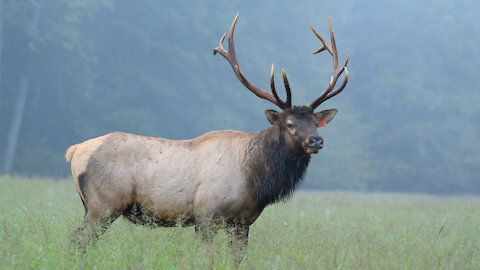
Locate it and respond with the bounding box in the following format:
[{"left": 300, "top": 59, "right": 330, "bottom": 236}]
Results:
[{"left": 0, "top": 0, "right": 479, "bottom": 193}]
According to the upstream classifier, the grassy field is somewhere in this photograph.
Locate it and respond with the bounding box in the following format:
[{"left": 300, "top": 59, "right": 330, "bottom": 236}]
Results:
[{"left": 0, "top": 176, "right": 479, "bottom": 269}]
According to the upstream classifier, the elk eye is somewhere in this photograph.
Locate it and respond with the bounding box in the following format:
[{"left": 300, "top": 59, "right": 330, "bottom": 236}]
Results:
[{"left": 287, "top": 123, "right": 294, "bottom": 129}]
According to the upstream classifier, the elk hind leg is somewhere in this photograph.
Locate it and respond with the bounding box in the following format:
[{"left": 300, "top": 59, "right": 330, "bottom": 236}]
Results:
[{"left": 71, "top": 208, "right": 119, "bottom": 253}]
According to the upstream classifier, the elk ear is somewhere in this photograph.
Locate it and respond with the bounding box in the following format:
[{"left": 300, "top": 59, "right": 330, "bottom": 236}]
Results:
[
  {"left": 265, "top": 110, "right": 281, "bottom": 126},
  {"left": 315, "top": 109, "right": 338, "bottom": 127}
]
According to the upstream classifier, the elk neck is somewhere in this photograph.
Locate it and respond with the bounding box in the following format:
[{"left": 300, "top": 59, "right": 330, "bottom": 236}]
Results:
[{"left": 243, "top": 125, "right": 311, "bottom": 210}]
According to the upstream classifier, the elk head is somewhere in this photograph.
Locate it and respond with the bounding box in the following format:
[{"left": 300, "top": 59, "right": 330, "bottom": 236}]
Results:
[{"left": 214, "top": 14, "right": 349, "bottom": 154}]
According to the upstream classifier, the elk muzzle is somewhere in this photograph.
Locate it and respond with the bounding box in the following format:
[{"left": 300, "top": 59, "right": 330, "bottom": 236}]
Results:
[{"left": 303, "top": 135, "right": 323, "bottom": 154}]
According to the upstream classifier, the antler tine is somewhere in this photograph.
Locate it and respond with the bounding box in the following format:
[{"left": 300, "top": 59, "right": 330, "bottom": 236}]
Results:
[
  {"left": 213, "top": 31, "right": 228, "bottom": 58},
  {"left": 269, "top": 64, "right": 291, "bottom": 110},
  {"left": 309, "top": 57, "right": 349, "bottom": 109},
  {"left": 213, "top": 14, "right": 239, "bottom": 68},
  {"left": 227, "top": 13, "right": 239, "bottom": 68},
  {"left": 329, "top": 16, "right": 339, "bottom": 71},
  {"left": 282, "top": 69, "right": 292, "bottom": 108},
  {"left": 320, "top": 58, "right": 349, "bottom": 103},
  {"left": 308, "top": 17, "right": 349, "bottom": 110},
  {"left": 214, "top": 13, "right": 287, "bottom": 109},
  {"left": 270, "top": 64, "right": 281, "bottom": 106},
  {"left": 309, "top": 22, "right": 333, "bottom": 56}
]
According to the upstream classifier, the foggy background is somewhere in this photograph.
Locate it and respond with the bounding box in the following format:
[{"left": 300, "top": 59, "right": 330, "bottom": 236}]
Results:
[{"left": 0, "top": 0, "right": 479, "bottom": 194}]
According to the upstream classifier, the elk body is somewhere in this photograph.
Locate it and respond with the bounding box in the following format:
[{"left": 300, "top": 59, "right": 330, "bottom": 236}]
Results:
[{"left": 66, "top": 14, "right": 349, "bottom": 262}]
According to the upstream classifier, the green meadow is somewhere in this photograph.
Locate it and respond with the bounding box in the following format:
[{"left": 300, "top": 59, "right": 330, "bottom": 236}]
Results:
[{"left": 0, "top": 176, "right": 478, "bottom": 269}]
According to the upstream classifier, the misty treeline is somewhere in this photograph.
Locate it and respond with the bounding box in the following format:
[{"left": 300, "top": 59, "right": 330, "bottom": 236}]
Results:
[{"left": 0, "top": 0, "right": 478, "bottom": 193}]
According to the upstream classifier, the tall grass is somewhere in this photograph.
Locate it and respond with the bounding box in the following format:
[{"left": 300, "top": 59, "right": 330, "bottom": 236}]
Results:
[{"left": 0, "top": 176, "right": 479, "bottom": 269}]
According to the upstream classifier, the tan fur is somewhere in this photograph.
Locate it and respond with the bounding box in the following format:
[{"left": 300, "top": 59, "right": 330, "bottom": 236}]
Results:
[
  {"left": 65, "top": 145, "right": 76, "bottom": 162},
  {"left": 66, "top": 131, "right": 260, "bottom": 224},
  {"left": 66, "top": 144, "right": 85, "bottom": 205}
]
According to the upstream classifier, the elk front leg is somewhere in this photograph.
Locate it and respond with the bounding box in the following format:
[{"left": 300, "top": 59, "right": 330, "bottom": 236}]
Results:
[
  {"left": 225, "top": 222, "right": 249, "bottom": 266},
  {"left": 194, "top": 219, "right": 221, "bottom": 268},
  {"left": 194, "top": 219, "right": 219, "bottom": 243}
]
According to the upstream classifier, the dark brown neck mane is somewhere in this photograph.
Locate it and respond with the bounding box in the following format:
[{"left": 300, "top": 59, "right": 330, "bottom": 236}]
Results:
[{"left": 244, "top": 126, "right": 311, "bottom": 210}]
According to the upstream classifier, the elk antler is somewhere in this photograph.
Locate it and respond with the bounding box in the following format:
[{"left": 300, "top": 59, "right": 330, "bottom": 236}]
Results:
[
  {"left": 214, "top": 13, "right": 292, "bottom": 110},
  {"left": 308, "top": 17, "right": 349, "bottom": 110}
]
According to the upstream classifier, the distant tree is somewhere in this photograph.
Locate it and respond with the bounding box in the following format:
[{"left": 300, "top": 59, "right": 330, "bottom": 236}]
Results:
[{"left": 1, "top": 0, "right": 108, "bottom": 175}]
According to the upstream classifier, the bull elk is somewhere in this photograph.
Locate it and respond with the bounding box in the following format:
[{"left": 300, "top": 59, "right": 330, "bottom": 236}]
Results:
[{"left": 66, "top": 14, "right": 349, "bottom": 263}]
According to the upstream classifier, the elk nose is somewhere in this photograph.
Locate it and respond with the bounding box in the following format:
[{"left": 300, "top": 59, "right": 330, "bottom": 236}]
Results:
[{"left": 307, "top": 136, "right": 324, "bottom": 149}]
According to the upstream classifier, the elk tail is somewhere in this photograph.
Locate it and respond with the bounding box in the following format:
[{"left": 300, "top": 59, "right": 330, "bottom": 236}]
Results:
[{"left": 65, "top": 145, "right": 77, "bottom": 162}]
